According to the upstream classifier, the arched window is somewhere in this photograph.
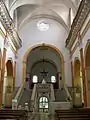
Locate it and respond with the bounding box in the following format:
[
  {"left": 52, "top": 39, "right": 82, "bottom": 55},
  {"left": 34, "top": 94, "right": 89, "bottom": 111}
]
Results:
[
  {"left": 32, "top": 75, "right": 38, "bottom": 83},
  {"left": 39, "top": 97, "right": 48, "bottom": 112},
  {"left": 51, "top": 76, "right": 56, "bottom": 83}
]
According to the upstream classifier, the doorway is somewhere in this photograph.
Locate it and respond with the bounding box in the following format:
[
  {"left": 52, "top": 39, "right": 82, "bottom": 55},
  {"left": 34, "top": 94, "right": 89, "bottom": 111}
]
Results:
[
  {"left": 85, "top": 43, "right": 90, "bottom": 106},
  {"left": 73, "top": 59, "right": 83, "bottom": 106},
  {"left": 3, "top": 60, "right": 13, "bottom": 107},
  {"left": 39, "top": 97, "right": 49, "bottom": 113}
]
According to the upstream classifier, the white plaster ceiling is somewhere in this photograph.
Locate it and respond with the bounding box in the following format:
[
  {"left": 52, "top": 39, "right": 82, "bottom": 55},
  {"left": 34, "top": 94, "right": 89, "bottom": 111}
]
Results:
[{"left": 8, "top": 0, "right": 81, "bottom": 32}]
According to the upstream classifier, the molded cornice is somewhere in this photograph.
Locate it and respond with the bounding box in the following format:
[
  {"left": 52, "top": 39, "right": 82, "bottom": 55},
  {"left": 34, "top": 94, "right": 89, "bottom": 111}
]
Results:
[
  {"left": 0, "top": 0, "right": 22, "bottom": 50},
  {"left": 66, "top": 0, "right": 90, "bottom": 49}
]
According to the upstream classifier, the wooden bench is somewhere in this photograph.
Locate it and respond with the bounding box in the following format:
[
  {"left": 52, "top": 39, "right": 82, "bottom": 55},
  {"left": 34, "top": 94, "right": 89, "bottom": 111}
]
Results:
[
  {"left": 0, "top": 110, "right": 28, "bottom": 120},
  {"left": 55, "top": 108, "right": 90, "bottom": 120}
]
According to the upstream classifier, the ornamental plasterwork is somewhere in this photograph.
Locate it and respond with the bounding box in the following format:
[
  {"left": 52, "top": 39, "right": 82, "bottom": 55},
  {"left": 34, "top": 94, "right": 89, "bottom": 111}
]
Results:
[
  {"left": 66, "top": 0, "right": 90, "bottom": 49},
  {"left": 0, "top": 0, "right": 22, "bottom": 50},
  {"left": 70, "top": 19, "right": 90, "bottom": 56},
  {"left": 36, "top": 83, "right": 51, "bottom": 92},
  {"left": 36, "top": 83, "right": 50, "bottom": 89}
]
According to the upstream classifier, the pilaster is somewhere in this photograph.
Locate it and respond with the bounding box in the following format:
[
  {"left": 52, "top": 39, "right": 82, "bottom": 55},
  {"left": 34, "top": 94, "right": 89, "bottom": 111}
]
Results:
[
  {"left": 79, "top": 44, "right": 88, "bottom": 107},
  {"left": 0, "top": 48, "right": 7, "bottom": 106},
  {"left": 13, "top": 60, "right": 16, "bottom": 91}
]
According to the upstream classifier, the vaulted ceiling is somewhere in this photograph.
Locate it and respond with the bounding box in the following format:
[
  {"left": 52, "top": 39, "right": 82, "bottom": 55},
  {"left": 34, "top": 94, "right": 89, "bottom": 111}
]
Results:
[{"left": 8, "top": 0, "right": 81, "bottom": 32}]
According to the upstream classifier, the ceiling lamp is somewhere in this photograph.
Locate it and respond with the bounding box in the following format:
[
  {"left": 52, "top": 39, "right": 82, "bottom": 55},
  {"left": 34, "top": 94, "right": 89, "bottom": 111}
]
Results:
[{"left": 37, "top": 20, "right": 49, "bottom": 31}]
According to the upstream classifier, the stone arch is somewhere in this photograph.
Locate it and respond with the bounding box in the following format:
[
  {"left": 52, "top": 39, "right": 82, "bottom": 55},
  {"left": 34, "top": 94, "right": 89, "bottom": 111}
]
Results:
[
  {"left": 3, "top": 60, "right": 14, "bottom": 107},
  {"left": 84, "top": 41, "right": 90, "bottom": 106},
  {"left": 31, "top": 59, "right": 58, "bottom": 73},
  {"left": 22, "top": 43, "right": 65, "bottom": 86}
]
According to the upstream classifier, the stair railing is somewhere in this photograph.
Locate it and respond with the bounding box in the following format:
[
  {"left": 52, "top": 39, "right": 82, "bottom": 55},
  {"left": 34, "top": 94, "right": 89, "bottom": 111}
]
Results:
[
  {"left": 64, "top": 84, "right": 72, "bottom": 101},
  {"left": 14, "top": 82, "right": 26, "bottom": 105},
  {"left": 31, "top": 84, "right": 37, "bottom": 112},
  {"left": 51, "top": 84, "right": 55, "bottom": 101}
]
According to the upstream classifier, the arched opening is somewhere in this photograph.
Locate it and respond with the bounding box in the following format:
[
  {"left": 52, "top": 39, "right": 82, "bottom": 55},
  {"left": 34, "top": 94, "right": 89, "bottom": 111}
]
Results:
[
  {"left": 73, "top": 58, "right": 83, "bottom": 106},
  {"left": 3, "top": 60, "right": 13, "bottom": 107},
  {"left": 39, "top": 96, "right": 49, "bottom": 112},
  {"left": 74, "top": 59, "right": 81, "bottom": 86},
  {"left": 23, "top": 43, "right": 65, "bottom": 88},
  {"left": 85, "top": 42, "right": 90, "bottom": 106},
  {"left": 30, "top": 60, "right": 58, "bottom": 89}
]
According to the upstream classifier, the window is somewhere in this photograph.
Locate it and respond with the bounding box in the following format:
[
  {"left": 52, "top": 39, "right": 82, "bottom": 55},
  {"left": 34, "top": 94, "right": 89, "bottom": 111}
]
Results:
[
  {"left": 51, "top": 76, "right": 56, "bottom": 83},
  {"left": 32, "top": 75, "right": 38, "bottom": 83},
  {"left": 37, "top": 20, "right": 49, "bottom": 31},
  {"left": 39, "top": 97, "right": 48, "bottom": 112}
]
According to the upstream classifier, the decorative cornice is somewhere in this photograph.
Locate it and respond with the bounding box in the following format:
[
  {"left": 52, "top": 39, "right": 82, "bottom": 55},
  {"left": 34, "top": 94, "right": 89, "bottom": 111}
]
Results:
[
  {"left": 0, "top": 0, "right": 22, "bottom": 50},
  {"left": 70, "top": 20, "right": 90, "bottom": 57},
  {"left": 66, "top": 0, "right": 90, "bottom": 49},
  {"left": 81, "top": 20, "right": 90, "bottom": 40},
  {"left": 0, "top": 27, "right": 17, "bottom": 54}
]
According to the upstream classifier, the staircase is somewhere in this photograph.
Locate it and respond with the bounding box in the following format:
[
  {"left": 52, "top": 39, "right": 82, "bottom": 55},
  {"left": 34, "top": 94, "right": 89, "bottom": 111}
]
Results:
[
  {"left": 12, "top": 87, "right": 20, "bottom": 99},
  {"left": 13, "top": 83, "right": 73, "bottom": 116},
  {"left": 18, "top": 89, "right": 32, "bottom": 109},
  {"left": 55, "top": 89, "right": 67, "bottom": 102}
]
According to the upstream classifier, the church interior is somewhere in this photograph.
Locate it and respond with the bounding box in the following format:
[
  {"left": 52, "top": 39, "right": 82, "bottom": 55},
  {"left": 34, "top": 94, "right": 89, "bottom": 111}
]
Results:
[{"left": 0, "top": 0, "right": 90, "bottom": 119}]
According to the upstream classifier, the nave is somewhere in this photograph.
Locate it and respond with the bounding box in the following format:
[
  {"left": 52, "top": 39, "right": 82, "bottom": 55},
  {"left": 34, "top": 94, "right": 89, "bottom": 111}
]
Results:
[{"left": 0, "top": 0, "right": 90, "bottom": 119}]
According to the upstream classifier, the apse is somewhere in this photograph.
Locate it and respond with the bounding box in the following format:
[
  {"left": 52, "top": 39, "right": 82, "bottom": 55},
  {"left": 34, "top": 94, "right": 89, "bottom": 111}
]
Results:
[{"left": 26, "top": 45, "right": 62, "bottom": 89}]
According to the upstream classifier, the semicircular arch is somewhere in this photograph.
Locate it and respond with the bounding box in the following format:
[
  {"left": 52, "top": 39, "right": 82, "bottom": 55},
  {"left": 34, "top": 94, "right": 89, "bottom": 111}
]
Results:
[{"left": 22, "top": 43, "right": 65, "bottom": 85}]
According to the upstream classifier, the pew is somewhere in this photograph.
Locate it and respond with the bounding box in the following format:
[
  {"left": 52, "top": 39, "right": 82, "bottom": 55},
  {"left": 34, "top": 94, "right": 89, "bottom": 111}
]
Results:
[
  {"left": 0, "top": 110, "right": 28, "bottom": 120},
  {"left": 55, "top": 108, "right": 90, "bottom": 120}
]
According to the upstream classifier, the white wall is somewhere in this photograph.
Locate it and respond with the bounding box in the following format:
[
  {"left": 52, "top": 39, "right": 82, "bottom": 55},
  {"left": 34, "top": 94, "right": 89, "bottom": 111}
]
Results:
[
  {"left": 0, "top": 35, "right": 4, "bottom": 55},
  {"left": 6, "top": 47, "right": 15, "bottom": 63},
  {"left": 16, "top": 19, "right": 72, "bottom": 86},
  {"left": 0, "top": 32, "right": 15, "bottom": 64}
]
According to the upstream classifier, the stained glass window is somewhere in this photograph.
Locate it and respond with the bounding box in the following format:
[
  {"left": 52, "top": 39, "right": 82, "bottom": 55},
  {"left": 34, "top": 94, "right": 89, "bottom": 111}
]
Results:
[{"left": 39, "top": 97, "right": 48, "bottom": 109}]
